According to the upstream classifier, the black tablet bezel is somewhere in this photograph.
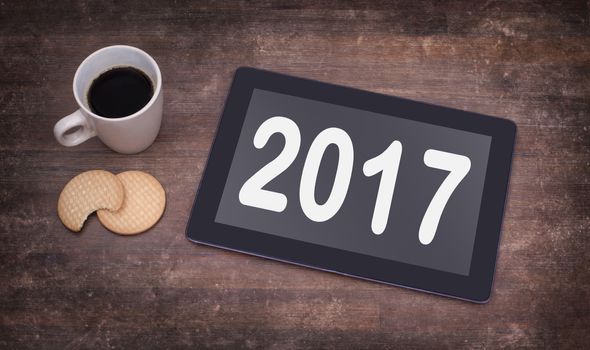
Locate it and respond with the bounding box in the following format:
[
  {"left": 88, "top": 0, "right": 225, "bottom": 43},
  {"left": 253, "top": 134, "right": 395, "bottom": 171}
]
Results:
[{"left": 186, "top": 67, "right": 516, "bottom": 303}]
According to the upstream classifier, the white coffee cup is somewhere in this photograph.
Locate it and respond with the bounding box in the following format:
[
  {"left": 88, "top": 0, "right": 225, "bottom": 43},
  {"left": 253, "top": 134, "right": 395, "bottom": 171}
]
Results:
[{"left": 54, "top": 45, "right": 163, "bottom": 154}]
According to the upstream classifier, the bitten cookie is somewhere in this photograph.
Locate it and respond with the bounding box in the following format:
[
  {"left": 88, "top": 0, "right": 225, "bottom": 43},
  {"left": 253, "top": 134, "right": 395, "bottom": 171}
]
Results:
[
  {"left": 58, "top": 170, "right": 125, "bottom": 232},
  {"left": 97, "top": 171, "right": 166, "bottom": 235}
]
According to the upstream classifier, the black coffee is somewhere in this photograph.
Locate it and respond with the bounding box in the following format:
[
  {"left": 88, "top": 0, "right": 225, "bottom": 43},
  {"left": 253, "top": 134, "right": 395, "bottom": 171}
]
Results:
[{"left": 88, "top": 66, "right": 153, "bottom": 118}]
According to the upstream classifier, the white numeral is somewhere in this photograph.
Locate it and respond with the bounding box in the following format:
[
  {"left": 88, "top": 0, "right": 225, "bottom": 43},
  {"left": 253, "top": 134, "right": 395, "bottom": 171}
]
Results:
[
  {"left": 239, "top": 117, "right": 473, "bottom": 246},
  {"left": 363, "top": 140, "right": 402, "bottom": 235},
  {"left": 300, "top": 128, "right": 354, "bottom": 222},
  {"left": 239, "top": 116, "right": 301, "bottom": 212},
  {"left": 419, "top": 149, "right": 471, "bottom": 245}
]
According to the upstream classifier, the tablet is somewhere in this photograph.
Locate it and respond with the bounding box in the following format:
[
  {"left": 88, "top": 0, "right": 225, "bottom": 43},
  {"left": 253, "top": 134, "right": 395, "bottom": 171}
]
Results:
[{"left": 186, "top": 67, "right": 516, "bottom": 302}]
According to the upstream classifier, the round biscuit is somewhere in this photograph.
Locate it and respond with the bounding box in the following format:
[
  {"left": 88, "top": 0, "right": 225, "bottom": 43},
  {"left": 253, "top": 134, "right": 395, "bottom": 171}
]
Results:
[
  {"left": 97, "top": 171, "right": 166, "bottom": 235},
  {"left": 58, "top": 170, "right": 125, "bottom": 232}
]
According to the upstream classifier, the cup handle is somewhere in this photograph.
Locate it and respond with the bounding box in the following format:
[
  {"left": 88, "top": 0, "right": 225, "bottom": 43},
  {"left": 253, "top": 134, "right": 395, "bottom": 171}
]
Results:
[{"left": 53, "top": 109, "right": 97, "bottom": 147}]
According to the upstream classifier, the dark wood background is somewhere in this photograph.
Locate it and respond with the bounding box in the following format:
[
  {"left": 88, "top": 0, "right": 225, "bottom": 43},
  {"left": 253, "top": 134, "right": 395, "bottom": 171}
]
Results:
[{"left": 1, "top": 1, "right": 589, "bottom": 348}]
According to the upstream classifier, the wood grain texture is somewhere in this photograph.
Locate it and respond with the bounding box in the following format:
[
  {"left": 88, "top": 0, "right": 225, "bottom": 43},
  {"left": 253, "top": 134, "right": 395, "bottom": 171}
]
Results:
[{"left": 1, "top": 0, "right": 589, "bottom": 348}]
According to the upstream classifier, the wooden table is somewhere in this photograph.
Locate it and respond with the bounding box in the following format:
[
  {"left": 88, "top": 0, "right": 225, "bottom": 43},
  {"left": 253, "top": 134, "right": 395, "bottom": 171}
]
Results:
[{"left": 1, "top": 1, "right": 589, "bottom": 348}]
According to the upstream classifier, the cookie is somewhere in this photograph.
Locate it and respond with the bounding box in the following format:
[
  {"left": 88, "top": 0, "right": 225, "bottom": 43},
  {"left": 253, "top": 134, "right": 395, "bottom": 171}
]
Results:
[
  {"left": 97, "top": 171, "right": 166, "bottom": 235},
  {"left": 58, "top": 170, "right": 125, "bottom": 232}
]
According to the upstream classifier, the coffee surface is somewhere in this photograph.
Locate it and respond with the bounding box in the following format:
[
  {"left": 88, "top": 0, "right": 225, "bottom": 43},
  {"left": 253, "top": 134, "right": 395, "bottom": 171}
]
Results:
[{"left": 88, "top": 66, "right": 153, "bottom": 118}]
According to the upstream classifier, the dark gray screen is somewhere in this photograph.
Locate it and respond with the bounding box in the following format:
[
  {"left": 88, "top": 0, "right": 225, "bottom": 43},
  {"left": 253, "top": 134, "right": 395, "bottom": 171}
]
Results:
[{"left": 215, "top": 89, "right": 491, "bottom": 275}]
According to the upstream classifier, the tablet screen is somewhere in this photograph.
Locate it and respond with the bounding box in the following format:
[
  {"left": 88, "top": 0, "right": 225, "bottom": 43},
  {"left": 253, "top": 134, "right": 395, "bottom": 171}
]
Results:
[{"left": 215, "top": 89, "right": 491, "bottom": 276}]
